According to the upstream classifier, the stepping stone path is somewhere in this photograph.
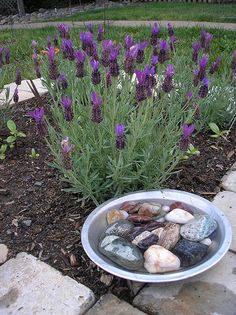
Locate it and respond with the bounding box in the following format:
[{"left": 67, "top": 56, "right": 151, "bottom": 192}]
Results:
[{"left": 0, "top": 253, "right": 95, "bottom": 315}]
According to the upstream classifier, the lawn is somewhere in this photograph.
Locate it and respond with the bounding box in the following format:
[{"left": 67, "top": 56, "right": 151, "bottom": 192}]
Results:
[
  {"left": 54, "top": 2, "right": 236, "bottom": 23},
  {"left": 0, "top": 25, "right": 235, "bottom": 86}
]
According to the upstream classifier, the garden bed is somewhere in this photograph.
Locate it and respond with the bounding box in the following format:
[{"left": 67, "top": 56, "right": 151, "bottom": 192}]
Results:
[{"left": 0, "top": 94, "right": 235, "bottom": 301}]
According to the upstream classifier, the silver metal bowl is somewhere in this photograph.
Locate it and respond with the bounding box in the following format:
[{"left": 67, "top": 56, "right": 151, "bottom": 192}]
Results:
[{"left": 81, "top": 190, "right": 232, "bottom": 282}]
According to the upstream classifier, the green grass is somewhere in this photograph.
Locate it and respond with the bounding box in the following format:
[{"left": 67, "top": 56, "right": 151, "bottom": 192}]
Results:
[
  {"left": 0, "top": 25, "right": 235, "bottom": 86},
  {"left": 55, "top": 3, "right": 236, "bottom": 23}
]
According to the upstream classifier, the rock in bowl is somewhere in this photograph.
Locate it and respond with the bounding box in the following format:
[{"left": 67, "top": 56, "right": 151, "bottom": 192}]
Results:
[{"left": 81, "top": 190, "right": 232, "bottom": 282}]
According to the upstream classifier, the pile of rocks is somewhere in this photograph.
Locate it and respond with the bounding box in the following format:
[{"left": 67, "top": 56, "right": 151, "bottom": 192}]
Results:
[{"left": 0, "top": 1, "right": 125, "bottom": 25}]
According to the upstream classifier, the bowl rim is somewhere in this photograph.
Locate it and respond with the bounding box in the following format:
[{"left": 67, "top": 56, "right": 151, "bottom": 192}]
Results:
[{"left": 81, "top": 189, "right": 232, "bottom": 282}]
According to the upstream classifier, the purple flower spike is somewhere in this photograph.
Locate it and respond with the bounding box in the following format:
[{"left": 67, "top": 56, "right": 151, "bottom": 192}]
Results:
[
  {"left": 47, "top": 36, "right": 52, "bottom": 48},
  {"left": 116, "top": 124, "right": 125, "bottom": 150},
  {"left": 62, "top": 39, "right": 74, "bottom": 60},
  {"left": 57, "top": 74, "right": 68, "bottom": 90},
  {"left": 135, "top": 69, "right": 147, "bottom": 102},
  {"left": 159, "top": 40, "right": 169, "bottom": 64},
  {"left": 47, "top": 45, "right": 55, "bottom": 62},
  {"left": 90, "top": 59, "right": 99, "bottom": 71},
  {"left": 192, "top": 41, "right": 201, "bottom": 63},
  {"left": 167, "top": 22, "right": 174, "bottom": 37},
  {"left": 47, "top": 46, "right": 59, "bottom": 80},
  {"left": 200, "top": 30, "right": 206, "bottom": 48},
  {"left": 204, "top": 32, "right": 213, "bottom": 53},
  {"left": 170, "top": 35, "right": 176, "bottom": 51},
  {"left": 74, "top": 50, "right": 86, "bottom": 63},
  {"left": 106, "top": 71, "right": 112, "bottom": 88},
  {"left": 199, "top": 77, "right": 209, "bottom": 98},
  {"left": 124, "top": 35, "right": 135, "bottom": 51},
  {"left": 54, "top": 34, "right": 59, "bottom": 46},
  {"left": 109, "top": 46, "right": 120, "bottom": 77},
  {"left": 193, "top": 69, "right": 199, "bottom": 87},
  {"left": 61, "top": 96, "right": 73, "bottom": 121},
  {"left": 186, "top": 90, "right": 193, "bottom": 99},
  {"left": 28, "top": 107, "right": 46, "bottom": 135},
  {"left": 210, "top": 57, "right": 221, "bottom": 75},
  {"left": 13, "top": 87, "right": 19, "bottom": 103},
  {"left": 33, "top": 53, "right": 41, "bottom": 78},
  {"left": 162, "top": 64, "right": 174, "bottom": 93},
  {"left": 179, "top": 123, "right": 195, "bottom": 151},
  {"left": 124, "top": 49, "right": 138, "bottom": 75},
  {"left": 198, "top": 55, "right": 208, "bottom": 81},
  {"left": 151, "top": 55, "right": 158, "bottom": 73},
  {"left": 61, "top": 137, "right": 74, "bottom": 170},
  {"left": 87, "top": 23, "right": 93, "bottom": 34},
  {"left": 91, "top": 91, "right": 102, "bottom": 123},
  {"left": 4, "top": 48, "right": 10, "bottom": 64},
  {"left": 90, "top": 59, "right": 101, "bottom": 85},
  {"left": 15, "top": 68, "right": 21, "bottom": 85},
  {"left": 136, "top": 41, "right": 148, "bottom": 64},
  {"left": 151, "top": 22, "right": 160, "bottom": 46},
  {"left": 97, "top": 24, "right": 104, "bottom": 41},
  {"left": 75, "top": 50, "right": 86, "bottom": 78},
  {"left": 57, "top": 23, "right": 70, "bottom": 39}
]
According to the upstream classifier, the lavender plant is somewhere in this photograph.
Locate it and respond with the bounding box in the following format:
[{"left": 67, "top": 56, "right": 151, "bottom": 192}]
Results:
[{"left": 36, "top": 23, "right": 235, "bottom": 204}]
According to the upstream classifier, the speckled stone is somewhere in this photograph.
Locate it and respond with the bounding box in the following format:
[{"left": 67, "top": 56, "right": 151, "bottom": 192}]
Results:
[
  {"left": 98, "top": 236, "right": 143, "bottom": 271},
  {"left": 180, "top": 215, "right": 217, "bottom": 241},
  {"left": 101, "top": 220, "right": 134, "bottom": 239},
  {"left": 158, "top": 223, "right": 180, "bottom": 250}
]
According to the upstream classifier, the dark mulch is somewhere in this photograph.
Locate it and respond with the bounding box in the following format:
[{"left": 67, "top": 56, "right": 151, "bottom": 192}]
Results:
[{"left": 0, "top": 95, "right": 235, "bottom": 302}]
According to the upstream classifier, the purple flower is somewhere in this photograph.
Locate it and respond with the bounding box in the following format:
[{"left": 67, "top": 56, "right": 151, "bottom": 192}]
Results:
[
  {"left": 204, "top": 32, "right": 213, "bottom": 53},
  {"left": 90, "top": 60, "right": 101, "bottom": 85},
  {"left": 192, "top": 41, "right": 201, "bottom": 63},
  {"left": 87, "top": 23, "right": 93, "bottom": 33},
  {"left": 101, "top": 40, "right": 113, "bottom": 67},
  {"left": 47, "top": 36, "right": 52, "bottom": 48},
  {"left": 109, "top": 46, "right": 120, "bottom": 77},
  {"left": 135, "top": 69, "right": 147, "bottom": 102},
  {"left": 74, "top": 50, "right": 86, "bottom": 78},
  {"left": 151, "top": 22, "right": 160, "bottom": 46},
  {"left": 200, "top": 30, "right": 206, "bottom": 48},
  {"left": 198, "top": 55, "right": 208, "bottom": 81},
  {"left": 151, "top": 55, "right": 158, "bottom": 73},
  {"left": 106, "top": 71, "right": 112, "bottom": 88},
  {"left": 15, "top": 68, "right": 21, "bottom": 85},
  {"left": 186, "top": 90, "right": 193, "bottom": 99},
  {"left": 179, "top": 123, "right": 195, "bottom": 151},
  {"left": 61, "top": 137, "right": 74, "bottom": 170},
  {"left": 13, "top": 87, "right": 19, "bottom": 103},
  {"left": 124, "top": 35, "right": 135, "bottom": 51},
  {"left": 136, "top": 41, "right": 148, "bottom": 64},
  {"left": 57, "top": 74, "right": 68, "bottom": 90},
  {"left": 33, "top": 53, "right": 41, "bottom": 78},
  {"left": 84, "top": 32, "right": 94, "bottom": 56},
  {"left": 57, "top": 23, "right": 70, "bottom": 39},
  {"left": 169, "top": 35, "right": 176, "bottom": 52},
  {"left": 199, "top": 77, "right": 209, "bottom": 98},
  {"left": 62, "top": 39, "right": 74, "bottom": 60},
  {"left": 193, "top": 69, "right": 199, "bottom": 87},
  {"left": 159, "top": 40, "right": 169, "bottom": 64},
  {"left": 47, "top": 46, "right": 59, "bottom": 80},
  {"left": 91, "top": 91, "right": 102, "bottom": 123},
  {"left": 61, "top": 96, "right": 73, "bottom": 121},
  {"left": 54, "top": 34, "right": 59, "bottom": 46},
  {"left": 152, "top": 44, "right": 158, "bottom": 57},
  {"left": 97, "top": 24, "right": 104, "bottom": 41},
  {"left": 210, "top": 57, "right": 221, "bottom": 75},
  {"left": 0, "top": 47, "right": 3, "bottom": 68},
  {"left": 162, "top": 64, "right": 174, "bottom": 93},
  {"left": 231, "top": 50, "right": 236, "bottom": 71},
  {"left": 124, "top": 49, "right": 138, "bottom": 75},
  {"left": 167, "top": 22, "right": 174, "bottom": 37},
  {"left": 28, "top": 107, "right": 46, "bottom": 135},
  {"left": 116, "top": 124, "right": 125, "bottom": 150},
  {"left": 4, "top": 48, "right": 10, "bottom": 64}
]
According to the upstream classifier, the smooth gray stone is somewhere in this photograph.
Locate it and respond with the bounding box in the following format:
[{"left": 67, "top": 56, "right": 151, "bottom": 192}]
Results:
[
  {"left": 99, "top": 235, "right": 143, "bottom": 271},
  {"left": 101, "top": 219, "right": 134, "bottom": 240},
  {"left": 180, "top": 215, "right": 217, "bottom": 241}
]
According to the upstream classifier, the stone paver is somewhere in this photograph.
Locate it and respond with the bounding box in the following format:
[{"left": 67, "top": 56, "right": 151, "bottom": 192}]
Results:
[
  {"left": 222, "top": 170, "right": 236, "bottom": 193},
  {"left": 0, "top": 244, "right": 8, "bottom": 265},
  {"left": 0, "top": 79, "right": 48, "bottom": 106},
  {"left": 0, "top": 20, "right": 235, "bottom": 31},
  {"left": 0, "top": 252, "right": 95, "bottom": 315},
  {"left": 213, "top": 191, "right": 236, "bottom": 251},
  {"left": 133, "top": 251, "right": 236, "bottom": 315},
  {"left": 85, "top": 293, "right": 147, "bottom": 315}
]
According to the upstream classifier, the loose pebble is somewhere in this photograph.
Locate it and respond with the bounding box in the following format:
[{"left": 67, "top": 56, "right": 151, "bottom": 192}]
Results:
[
  {"left": 107, "top": 209, "right": 128, "bottom": 224},
  {"left": 165, "top": 208, "right": 194, "bottom": 224},
  {"left": 158, "top": 223, "right": 180, "bottom": 250},
  {"left": 144, "top": 245, "right": 180, "bottom": 273},
  {"left": 200, "top": 238, "right": 212, "bottom": 246}
]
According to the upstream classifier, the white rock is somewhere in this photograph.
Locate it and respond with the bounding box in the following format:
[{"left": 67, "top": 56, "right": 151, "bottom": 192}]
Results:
[
  {"left": 132, "top": 231, "right": 151, "bottom": 246},
  {"left": 144, "top": 245, "right": 180, "bottom": 273},
  {"left": 162, "top": 205, "right": 170, "bottom": 212},
  {"left": 200, "top": 238, "right": 212, "bottom": 246},
  {"left": 0, "top": 244, "right": 8, "bottom": 264},
  {"left": 165, "top": 208, "right": 194, "bottom": 224}
]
